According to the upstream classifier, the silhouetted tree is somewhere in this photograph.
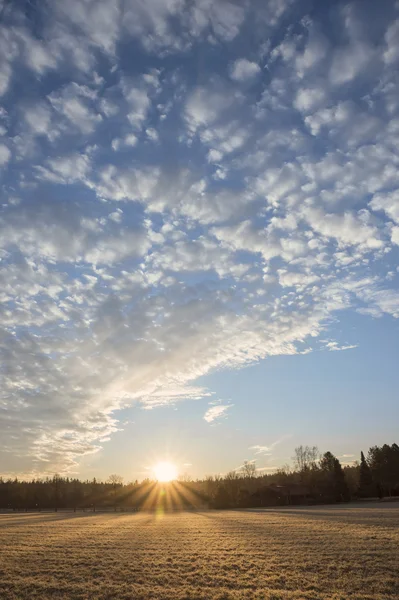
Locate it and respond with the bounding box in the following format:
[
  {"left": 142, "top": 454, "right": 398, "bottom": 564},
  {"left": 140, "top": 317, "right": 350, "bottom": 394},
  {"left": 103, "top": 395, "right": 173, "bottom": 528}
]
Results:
[
  {"left": 241, "top": 461, "right": 256, "bottom": 479},
  {"left": 358, "top": 451, "right": 375, "bottom": 497},
  {"left": 320, "top": 452, "right": 349, "bottom": 501},
  {"left": 368, "top": 444, "right": 399, "bottom": 497},
  {"left": 213, "top": 484, "right": 231, "bottom": 509},
  {"left": 53, "top": 475, "right": 60, "bottom": 512},
  {"left": 333, "top": 457, "right": 350, "bottom": 502},
  {"left": 108, "top": 474, "right": 124, "bottom": 510},
  {"left": 293, "top": 446, "right": 320, "bottom": 473}
]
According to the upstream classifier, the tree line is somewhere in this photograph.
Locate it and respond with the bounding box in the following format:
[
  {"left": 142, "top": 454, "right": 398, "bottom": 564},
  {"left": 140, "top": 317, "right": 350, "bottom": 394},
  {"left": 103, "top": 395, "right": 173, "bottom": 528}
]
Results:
[{"left": 0, "top": 443, "right": 398, "bottom": 511}]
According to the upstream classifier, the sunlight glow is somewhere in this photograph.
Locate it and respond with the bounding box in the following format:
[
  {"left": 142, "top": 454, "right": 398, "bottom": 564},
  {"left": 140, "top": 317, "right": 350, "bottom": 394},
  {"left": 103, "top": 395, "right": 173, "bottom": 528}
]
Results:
[{"left": 153, "top": 461, "right": 178, "bottom": 482}]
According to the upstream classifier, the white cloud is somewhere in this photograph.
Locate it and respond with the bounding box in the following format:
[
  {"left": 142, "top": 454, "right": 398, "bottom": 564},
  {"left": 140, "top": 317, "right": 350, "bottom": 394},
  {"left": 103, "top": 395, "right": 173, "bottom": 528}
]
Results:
[
  {"left": 200, "top": 120, "right": 249, "bottom": 156},
  {"left": 141, "top": 385, "right": 211, "bottom": 409},
  {"left": 230, "top": 58, "right": 261, "bottom": 82},
  {"left": 21, "top": 34, "right": 57, "bottom": 74},
  {"left": 278, "top": 270, "right": 319, "bottom": 289},
  {"left": 0, "top": 61, "right": 11, "bottom": 96},
  {"left": 384, "top": 20, "right": 399, "bottom": 65},
  {"left": 121, "top": 72, "right": 160, "bottom": 131},
  {"left": 146, "top": 127, "right": 159, "bottom": 142},
  {"left": 370, "top": 191, "right": 399, "bottom": 225},
  {"left": 249, "top": 445, "right": 272, "bottom": 455},
  {"left": 207, "top": 149, "right": 223, "bottom": 163},
  {"left": 391, "top": 226, "right": 399, "bottom": 245},
  {"left": 123, "top": 0, "right": 186, "bottom": 52},
  {"left": 109, "top": 210, "right": 123, "bottom": 223},
  {"left": 302, "top": 207, "right": 383, "bottom": 250},
  {"left": 324, "top": 340, "right": 358, "bottom": 352},
  {"left": 36, "top": 153, "right": 91, "bottom": 184},
  {"left": 185, "top": 82, "right": 240, "bottom": 133},
  {"left": 294, "top": 86, "right": 327, "bottom": 113},
  {"left": 330, "top": 43, "right": 374, "bottom": 86},
  {"left": 125, "top": 86, "right": 151, "bottom": 128},
  {"left": 295, "top": 29, "right": 328, "bottom": 77},
  {"left": 54, "top": 0, "right": 121, "bottom": 55},
  {"left": 125, "top": 133, "right": 138, "bottom": 146},
  {"left": 24, "top": 103, "right": 54, "bottom": 138},
  {"left": 0, "top": 143, "right": 11, "bottom": 165},
  {"left": 48, "top": 83, "right": 102, "bottom": 134},
  {"left": 204, "top": 404, "right": 232, "bottom": 423},
  {"left": 249, "top": 436, "right": 292, "bottom": 455}
]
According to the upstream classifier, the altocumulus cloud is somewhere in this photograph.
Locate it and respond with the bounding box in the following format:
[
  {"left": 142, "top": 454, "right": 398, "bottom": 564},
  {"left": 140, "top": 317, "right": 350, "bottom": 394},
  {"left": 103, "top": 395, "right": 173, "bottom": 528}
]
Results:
[{"left": 1, "top": 0, "right": 399, "bottom": 474}]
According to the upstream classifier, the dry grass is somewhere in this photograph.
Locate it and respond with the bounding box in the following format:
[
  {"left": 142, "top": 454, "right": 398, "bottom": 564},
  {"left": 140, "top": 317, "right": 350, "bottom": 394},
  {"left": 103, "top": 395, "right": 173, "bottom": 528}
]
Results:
[{"left": 1, "top": 504, "right": 398, "bottom": 599}]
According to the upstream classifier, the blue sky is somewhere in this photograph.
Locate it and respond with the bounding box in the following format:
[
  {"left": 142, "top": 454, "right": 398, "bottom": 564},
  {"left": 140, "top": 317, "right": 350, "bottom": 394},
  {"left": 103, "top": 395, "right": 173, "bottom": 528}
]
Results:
[{"left": 1, "top": 0, "right": 399, "bottom": 480}]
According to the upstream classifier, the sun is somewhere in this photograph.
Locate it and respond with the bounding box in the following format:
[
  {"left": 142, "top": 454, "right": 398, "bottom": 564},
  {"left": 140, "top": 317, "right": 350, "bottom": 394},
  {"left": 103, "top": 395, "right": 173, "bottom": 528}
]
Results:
[{"left": 153, "top": 461, "right": 178, "bottom": 482}]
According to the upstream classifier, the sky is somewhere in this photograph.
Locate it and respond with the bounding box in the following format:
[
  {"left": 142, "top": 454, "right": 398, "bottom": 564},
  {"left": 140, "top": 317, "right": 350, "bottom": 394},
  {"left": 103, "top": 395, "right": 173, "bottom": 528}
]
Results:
[{"left": 1, "top": 0, "right": 399, "bottom": 482}]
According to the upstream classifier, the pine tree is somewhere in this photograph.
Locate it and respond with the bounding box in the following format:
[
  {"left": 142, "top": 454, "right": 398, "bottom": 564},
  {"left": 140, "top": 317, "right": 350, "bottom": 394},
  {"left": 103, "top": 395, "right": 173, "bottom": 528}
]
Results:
[
  {"left": 213, "top": 484, "right": 231, "bottom": 509},
  {"left": 320, "top": 452, "right": 350, "bottom": 501},
  {"left": 358, "top": 451, "right": 374, "bottom": 497},
  {"left": 333, "top": 458, "right": 350, "bottom": 502}
]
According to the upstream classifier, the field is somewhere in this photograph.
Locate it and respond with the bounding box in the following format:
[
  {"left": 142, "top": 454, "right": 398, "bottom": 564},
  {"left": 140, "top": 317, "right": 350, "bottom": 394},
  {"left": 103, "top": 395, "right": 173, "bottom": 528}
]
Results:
[{"left": 1, "top": 504, "right": 398, "bottom": 600}]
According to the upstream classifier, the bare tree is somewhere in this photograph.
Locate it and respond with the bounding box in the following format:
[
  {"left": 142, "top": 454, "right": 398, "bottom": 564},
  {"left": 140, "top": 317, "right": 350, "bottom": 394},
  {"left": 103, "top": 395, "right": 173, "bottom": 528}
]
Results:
[
  {"left": 241, "top": 460, "right": 256, "bottom": 479},
  {"left": 224, "top": 470, "right": 241, "bottom": 505},
  {"left": 274, "top": 464, "right": 292, "bottom": 484},
  {"left": 178, "top": 473, "right": 192, "bottom": 483},
  {"left": 108, "top": 474, "right": 124, "bottom": 486},
  {"left": 292, "top": 446, "right": 319, "bottom": 472},
  {"left": 108, "top": 474, "right": 123, "bottom": 511}
]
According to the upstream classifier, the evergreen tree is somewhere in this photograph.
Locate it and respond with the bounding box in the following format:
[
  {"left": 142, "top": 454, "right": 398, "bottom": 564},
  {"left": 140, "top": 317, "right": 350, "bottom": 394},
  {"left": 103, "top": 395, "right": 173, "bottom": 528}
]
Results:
[
  {"left": 358, "top": 451, "right": 374, "bottom": 497},
  {"left": 320, "top": 452, "right": 350, "bottom": 501},
  {"left": 333, "top": 458, "right": 350, "bottom": 502},
  {"left": 213, "top": 484, "right": 231, "bottom": 509},
  {"left": 368, "top": 444, "right": 399, "bottom": 497}
]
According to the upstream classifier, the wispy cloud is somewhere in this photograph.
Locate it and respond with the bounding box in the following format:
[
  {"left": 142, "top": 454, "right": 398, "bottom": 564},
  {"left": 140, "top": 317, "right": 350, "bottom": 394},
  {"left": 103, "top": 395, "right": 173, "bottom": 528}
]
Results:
[
  {"left": 249, "top": 446, "right": 273, "bottom": 456},
  {"left": 204, "top": 404, "right": 233, "bottom": 424},
  {"left": 249, "top": 435, "right": 292, "bottom": 456}
]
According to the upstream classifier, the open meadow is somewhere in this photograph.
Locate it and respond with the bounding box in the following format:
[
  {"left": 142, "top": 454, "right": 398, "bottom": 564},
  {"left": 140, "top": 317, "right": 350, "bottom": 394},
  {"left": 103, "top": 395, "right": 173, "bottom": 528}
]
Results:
[{"left": 1, "top": 504, "right": 398, "bottom": 600}]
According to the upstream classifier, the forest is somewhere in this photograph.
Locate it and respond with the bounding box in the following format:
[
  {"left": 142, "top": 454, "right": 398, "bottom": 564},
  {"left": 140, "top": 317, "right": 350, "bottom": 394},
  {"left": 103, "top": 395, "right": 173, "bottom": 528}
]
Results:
[{"left": 1, "top": 443, "right": 398, "bottom": 511}]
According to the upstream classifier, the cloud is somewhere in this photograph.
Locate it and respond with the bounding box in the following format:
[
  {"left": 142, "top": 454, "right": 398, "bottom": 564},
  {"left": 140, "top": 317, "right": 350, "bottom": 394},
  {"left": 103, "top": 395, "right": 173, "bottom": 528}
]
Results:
[
  {"left": 301, "top": 208, "right": 383, "bottom": 250},
  {"left": 1, "top": 195, "right": 150, "bottom": 266},
  {"left": 53, "top": 0, "right": 121, "bottom": 55},
  {"left": 140, "top": 385, "right": 211, "bottom": 409},
  {"left": 185, "top": 84, "right": 231, "bottom": 133},
  {"left": 384, "top": 20, "right": 399, "bottom": 65},
  {"left": 329, "top": 42, "right": 375, "bottom": 86},
  {"left": 20, "top": 32, "right": 57, "bottom": 74},
  {"left": 294, "top": 86, "right": 327, "bottom": 113},
  {"left": 123, "top": 83, "right": 152, "bottom": 129},
  {"left": 370, "top": 191, "right": 399, "bottom": 225},
  {"left": 0, "top": 143, "right": 11, "bottom": 165},
  {"left": 24, "top": 103, "right": 54, "bottom": 138},
  {"left": 204, "top": 404, "right": 232, "bottom": 423},
  {"left": 249, "top": 445, "right": 272, "bottom": 456},
  {"left": 0, "top": 62, "right": 11, "bottom": 97},
  {"left": 230, "top": 58, "right": 261, "bottom": 82},
  {"left": 295, "top": 28, "right": 328, "bottom": 77},
  {"left": 249, "top": 435, "right": 292, "bottom": 456},
  {"left": 36, "top": 153, "right": 91, "bottom": 184},
  {"left": 48, "top": 83, "right": 102, "bottom": 134},
  {"left": 323, "top": 340, "right": 358, "bottom": 352}
]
